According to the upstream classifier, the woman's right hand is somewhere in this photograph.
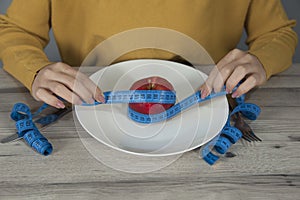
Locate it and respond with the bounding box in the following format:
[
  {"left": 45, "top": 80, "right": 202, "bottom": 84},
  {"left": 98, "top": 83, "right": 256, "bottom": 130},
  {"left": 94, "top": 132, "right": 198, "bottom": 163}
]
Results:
[{"left": 31, "top": 62, "right": 105, "bottom": 109}]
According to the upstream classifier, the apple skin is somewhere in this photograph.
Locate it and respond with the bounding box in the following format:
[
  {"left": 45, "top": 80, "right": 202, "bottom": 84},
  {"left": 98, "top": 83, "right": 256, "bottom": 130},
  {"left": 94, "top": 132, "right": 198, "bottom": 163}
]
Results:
[{"left": 129, "top": 76, "right": 175, "bottom": 114}]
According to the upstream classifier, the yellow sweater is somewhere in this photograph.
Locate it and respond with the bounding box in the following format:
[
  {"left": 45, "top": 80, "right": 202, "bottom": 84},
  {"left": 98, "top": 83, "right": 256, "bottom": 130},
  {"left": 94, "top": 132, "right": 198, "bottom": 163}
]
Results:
[{"left": 0, "top": 0, "right": 298, "bottom": 91}]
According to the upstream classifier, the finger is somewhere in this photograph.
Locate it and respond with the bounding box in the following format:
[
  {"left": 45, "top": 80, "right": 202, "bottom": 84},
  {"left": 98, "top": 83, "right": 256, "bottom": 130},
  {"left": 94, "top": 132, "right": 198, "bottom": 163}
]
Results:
[
  {"left": 35, "top": 88, "right": 65, "bottom": 109},
  {"left": 35, "top": 63, "right": 103, "bottom": 104},
  {"left": 75, "top": 73, "right": 105, "bottom": 102},
  {"left": 62, "top": 68, "right": 105, "bottom": 103},
  {"left": 225, "top": 64, "right": 252, "bottom": 93},
  {"left": 49, "top": 73, "right": 95, "bottom": 104},
  {"left": 52, "top": 62, "right": 78, "bottom": 77},
  {"left": 93, "top": 87, "right": 105, "bottom": 102},
  {"left": 45, "top": 69, "right": 95, "bottom": 104},
  {"left": 231, "top": 74, "right": 259, "bottom": 98},
  {"left": 199, "top": 83, "right": 212, "bottom": 99},
  {"left": 46, "top": 82, "right": 83, "bottom": 105},
  {"left": 199, "top": 65, "right": 219, "bottom": 98},
  {"left": 212, "top": 62, "right": 238, "bottom": 93},
  {"left": 204, "top": 49, "right": 246, "bottom": 94},
  {"left": 216, "top": 49, "right": 246, "bottom": 69}
]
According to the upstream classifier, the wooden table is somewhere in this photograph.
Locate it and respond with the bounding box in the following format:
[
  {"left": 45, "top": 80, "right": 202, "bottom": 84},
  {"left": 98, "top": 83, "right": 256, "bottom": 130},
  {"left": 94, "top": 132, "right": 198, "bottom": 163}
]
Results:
[{"left": 0, "top": 64, "right": 299, "bottom": 200}]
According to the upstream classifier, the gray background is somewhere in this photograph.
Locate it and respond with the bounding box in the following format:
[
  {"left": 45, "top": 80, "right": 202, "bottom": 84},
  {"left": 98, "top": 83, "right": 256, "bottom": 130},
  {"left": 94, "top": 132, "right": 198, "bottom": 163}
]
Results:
[{"left": 1, "top": 0, "right": 299, "bottom": 68}]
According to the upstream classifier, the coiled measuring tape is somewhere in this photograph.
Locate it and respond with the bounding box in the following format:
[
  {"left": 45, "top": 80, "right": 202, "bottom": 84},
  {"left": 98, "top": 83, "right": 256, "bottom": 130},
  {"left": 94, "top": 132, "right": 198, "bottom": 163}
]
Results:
[
  {"left": 201, "top": 94, "right": 261, "bottom": 165},
  {"left": 10, "top": 103, "right": 53, "bottom": 156}
]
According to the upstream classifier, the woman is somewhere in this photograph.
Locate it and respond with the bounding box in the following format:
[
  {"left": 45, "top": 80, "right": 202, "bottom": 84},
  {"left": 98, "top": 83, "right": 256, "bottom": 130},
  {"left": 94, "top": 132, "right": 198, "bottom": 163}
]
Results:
[{"left": 0, "top": 0, "right": 297, "bottom": 108}]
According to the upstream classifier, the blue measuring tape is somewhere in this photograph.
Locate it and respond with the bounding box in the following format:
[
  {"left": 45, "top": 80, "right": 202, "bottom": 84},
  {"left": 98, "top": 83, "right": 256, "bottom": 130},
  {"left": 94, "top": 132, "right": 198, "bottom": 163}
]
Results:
[
  {"left": 10, "top": 103, "right": 53, "bottom": 156},
  {"left": 201, "top": 94, "right": 261, "bottom": 165},
  {"left": 82, "top": 89, "right": 228, "bottom": 124}
]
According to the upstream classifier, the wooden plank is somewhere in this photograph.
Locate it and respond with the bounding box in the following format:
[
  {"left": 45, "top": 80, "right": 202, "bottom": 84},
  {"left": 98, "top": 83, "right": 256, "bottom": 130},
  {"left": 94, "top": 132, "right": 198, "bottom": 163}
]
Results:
[
  {"left": 0, "top": 176, "right": 298, "bottom": 200},
  {"left": 260, "top": 76, "right": 300, "bottom": 88},
  {"left": 0, "top": 136, "right": 299, "bottom": 180},
  {"left": 273, "top": 63, "right": 300, "bottom": 76},
  {"left": 247, "top": 88, "right": 300, "bottom": 107},
  {"left": 0, "top": 137, "right": 299, "bottom": 199},
  {"left": 0, "top": 70, "right": 26, "bottom": 91}
]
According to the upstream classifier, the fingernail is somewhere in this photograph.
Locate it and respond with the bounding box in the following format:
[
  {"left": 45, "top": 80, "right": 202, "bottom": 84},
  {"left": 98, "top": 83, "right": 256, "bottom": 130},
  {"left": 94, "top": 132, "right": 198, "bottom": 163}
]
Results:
[
  {"left": 201, "top": 89, "right": 207, "bottom": 99},
  {"left": 75, "top": 99, "right": 83, "bottom": 105},
  {"left": 231, "top": 92, "right": 238, "bottom": 98},
  {"left": 226, "top": 88, "right": 231, "bottom": 94},
  {"left": 56, "top": 101, "right": 65, "bottom": 109},
  {"left": 88, "top": 98, "right": 96, "bottom": 104},
  {"left": 96, "top": 94, "right": 105, "bottom": 103}
]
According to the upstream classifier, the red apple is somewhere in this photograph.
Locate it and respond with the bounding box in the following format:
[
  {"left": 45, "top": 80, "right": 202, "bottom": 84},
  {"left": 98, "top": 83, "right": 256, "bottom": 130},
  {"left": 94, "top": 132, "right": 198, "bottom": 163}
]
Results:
[{"left": 129, "top": 76, "right": 175, "bottom": 114}]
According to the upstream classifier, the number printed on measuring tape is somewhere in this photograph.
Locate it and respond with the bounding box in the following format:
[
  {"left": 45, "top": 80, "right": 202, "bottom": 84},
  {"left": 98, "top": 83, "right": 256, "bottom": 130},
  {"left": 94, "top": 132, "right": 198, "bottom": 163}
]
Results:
[{"left": 82, "top": 89, "right": 228, "bottom": 124}]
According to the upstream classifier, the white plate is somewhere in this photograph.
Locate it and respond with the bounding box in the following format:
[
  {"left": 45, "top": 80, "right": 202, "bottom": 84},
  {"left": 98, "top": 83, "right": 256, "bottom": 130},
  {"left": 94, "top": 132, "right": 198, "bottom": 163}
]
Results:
[{"left": 75, "top": 59, "right": 228, "bottom": 156}]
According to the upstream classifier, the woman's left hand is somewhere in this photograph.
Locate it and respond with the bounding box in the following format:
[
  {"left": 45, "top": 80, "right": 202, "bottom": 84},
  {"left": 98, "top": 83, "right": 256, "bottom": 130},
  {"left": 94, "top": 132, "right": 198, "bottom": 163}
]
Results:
[{"left": 199, "top": 49, "right": 267, "bottom": 98}]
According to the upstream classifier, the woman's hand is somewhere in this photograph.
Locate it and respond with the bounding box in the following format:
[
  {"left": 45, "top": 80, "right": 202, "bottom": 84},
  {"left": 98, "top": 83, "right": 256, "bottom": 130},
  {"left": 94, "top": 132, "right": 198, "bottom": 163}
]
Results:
[
  {"left": 31, "top": 62, "right": 105, "bottom": 108},
  {"left": 199, "top": 49, "right": 267, "bottom": 99}
]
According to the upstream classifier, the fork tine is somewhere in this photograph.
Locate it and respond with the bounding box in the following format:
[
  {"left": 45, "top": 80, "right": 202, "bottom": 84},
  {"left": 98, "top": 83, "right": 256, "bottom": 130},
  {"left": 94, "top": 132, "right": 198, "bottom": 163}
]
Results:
[
  {"left": 241, "top": 129, "right": 261, "bottom": 142},
  {"left": 242, "top": 135, "right": 252, "bottom": 142},
  {"left": 241, "top": 131, "right": 254, "bottom": 142},
  {"left": 249, "top": 130, "right": 262, "bottom": 141},
  {"left": 234, "top": 118, "right": 252, "bottom": 142},
  {"left": 244, "top": 131, "right": 258, "bottom": 142},
  {"left": 234, "top": 116, "right": 262, "bottom": 142}
]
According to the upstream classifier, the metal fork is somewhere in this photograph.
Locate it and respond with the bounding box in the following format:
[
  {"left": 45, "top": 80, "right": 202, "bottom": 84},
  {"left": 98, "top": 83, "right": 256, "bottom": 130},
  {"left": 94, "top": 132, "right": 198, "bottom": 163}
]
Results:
[
  {"left": 227, "top": 95, "right": 262, "bottom": 142},
  {"left": 234, "top": 112, "right": 262, "bottom": 142}
]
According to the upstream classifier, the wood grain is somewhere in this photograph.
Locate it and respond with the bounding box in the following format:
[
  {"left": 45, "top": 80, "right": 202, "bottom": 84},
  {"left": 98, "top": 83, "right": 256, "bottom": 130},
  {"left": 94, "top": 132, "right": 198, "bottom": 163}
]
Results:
[{"left": 0, "top": 64, "right": 299, "bottom": 200}]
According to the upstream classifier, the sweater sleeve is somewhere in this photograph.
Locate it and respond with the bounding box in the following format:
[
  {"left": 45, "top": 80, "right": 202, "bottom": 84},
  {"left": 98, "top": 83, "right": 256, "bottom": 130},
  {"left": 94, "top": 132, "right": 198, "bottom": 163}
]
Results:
[
  {"left": 0, "top": 0, "right": 53, "bottom": 91},
  {"left": 246, "top": 0, "right": 298, "bottom": 79}
]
